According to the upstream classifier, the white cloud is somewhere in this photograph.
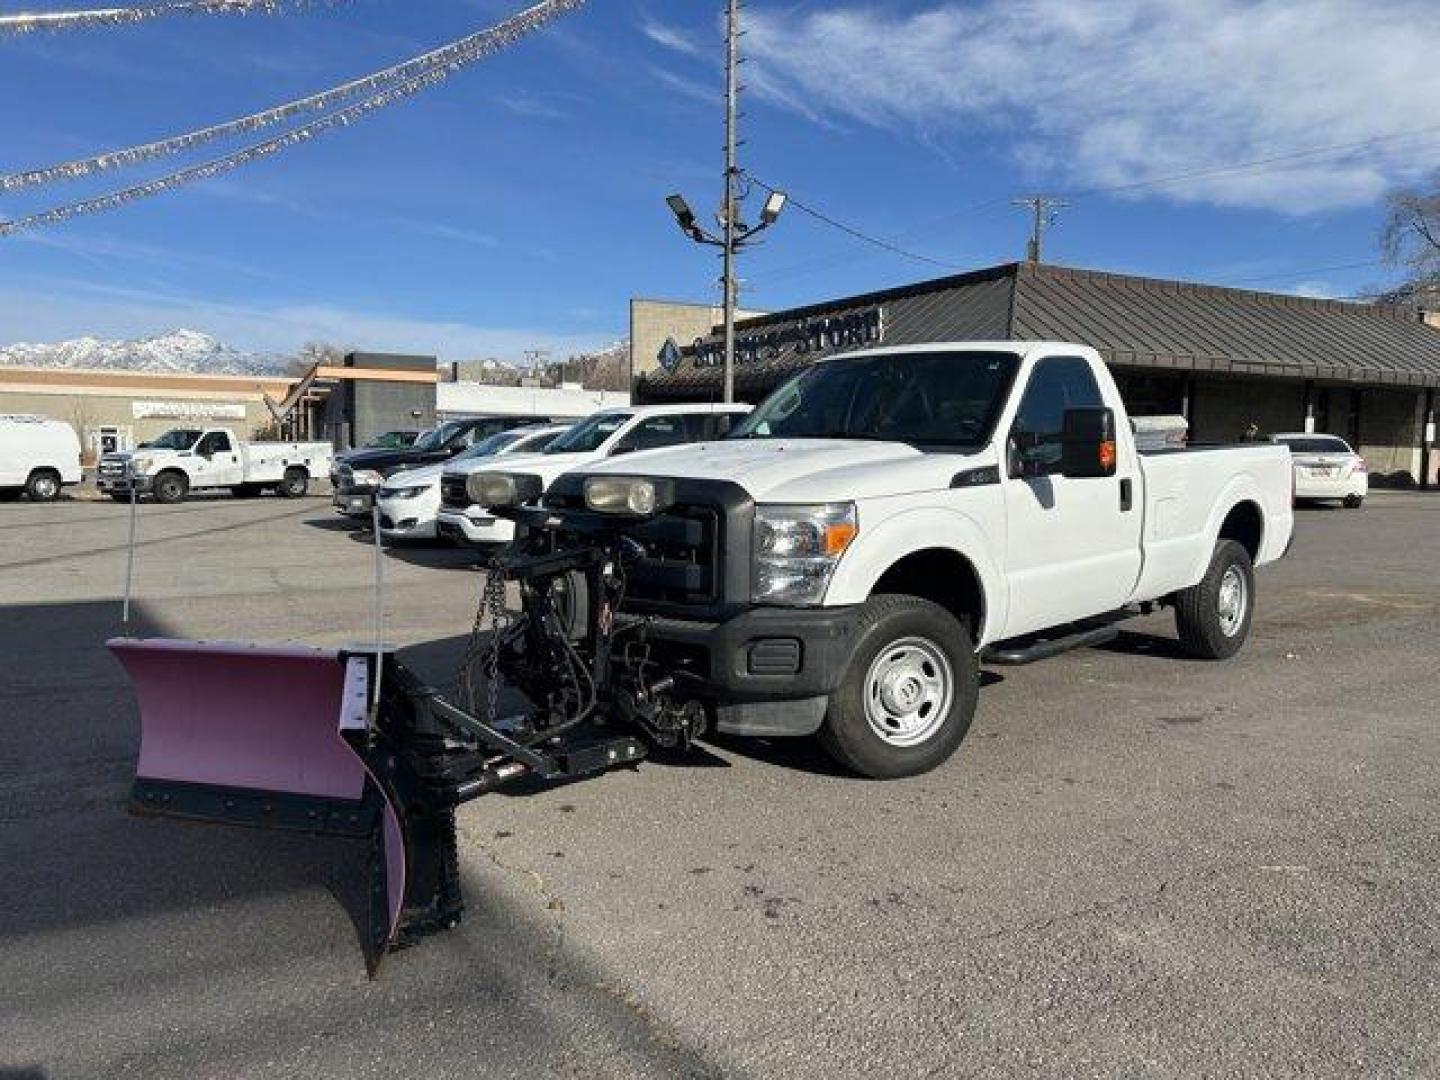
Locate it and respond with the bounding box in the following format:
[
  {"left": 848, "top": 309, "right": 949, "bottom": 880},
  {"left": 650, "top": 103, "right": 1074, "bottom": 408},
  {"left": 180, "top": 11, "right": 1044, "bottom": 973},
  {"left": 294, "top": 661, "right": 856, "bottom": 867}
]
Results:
[
  {"left": 1286, "top": 280, "right": 1339, "bottom": 299},
  {"left": 640, "top": 19, "right": 708, "bottom": 59},
  {"left": 745, "top": 0, "right": 1440, "bottom": 212},
  {"left": 0, "top": 279, "right": 616, "bottom": 362}
]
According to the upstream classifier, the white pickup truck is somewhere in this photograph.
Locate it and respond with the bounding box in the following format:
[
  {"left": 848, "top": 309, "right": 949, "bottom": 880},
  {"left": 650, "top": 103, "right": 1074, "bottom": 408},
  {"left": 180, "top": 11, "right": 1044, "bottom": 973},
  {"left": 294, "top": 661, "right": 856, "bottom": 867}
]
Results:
[
  {"left": 505, "top": 341, "right": 1294, "bottom": 778},
  {"left": 97, "top": 427, "right": 333, "bottom": 503}
]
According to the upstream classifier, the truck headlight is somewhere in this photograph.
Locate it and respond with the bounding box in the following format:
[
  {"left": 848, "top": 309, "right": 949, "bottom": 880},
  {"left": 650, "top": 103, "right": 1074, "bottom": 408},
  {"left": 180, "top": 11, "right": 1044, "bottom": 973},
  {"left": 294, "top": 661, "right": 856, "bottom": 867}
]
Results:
[
  {"left": 467, "top": 471, "right": 543, "bottom": 508},
  {"left": 381, "top": 484, "right": 427, "bottom": 500},
  {"left": 753, "top": 503, "right": 858, "bottom": 605},
  {"left": 129, "top": 456, "right": 153, "bottom": 474},
  {"left": 583, "top": 476, "right": 671, "bottom": 515},
  {"left": 350, "top": 469, "right": 384, "bottom": 488}
]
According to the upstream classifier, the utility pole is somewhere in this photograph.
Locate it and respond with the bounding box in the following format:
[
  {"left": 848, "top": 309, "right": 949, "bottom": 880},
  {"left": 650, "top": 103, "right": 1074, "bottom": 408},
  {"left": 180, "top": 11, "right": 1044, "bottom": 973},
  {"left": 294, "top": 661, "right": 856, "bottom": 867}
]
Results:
[
  {"left": 664, "top": 0, "right": 786, "bottom": 404},
  {"left": 1011, "top": 195, "right": 1068, "bottom": 263},
  {"left": 721, "top": 0, "right": 740, "bottom": 404}
]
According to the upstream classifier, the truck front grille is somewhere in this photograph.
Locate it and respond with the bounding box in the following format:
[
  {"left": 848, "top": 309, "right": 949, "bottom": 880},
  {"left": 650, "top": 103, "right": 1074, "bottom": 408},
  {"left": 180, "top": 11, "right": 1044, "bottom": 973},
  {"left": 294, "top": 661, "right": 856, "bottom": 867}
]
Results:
[{"left": 621, "top": 505, "right": 721, "bottom": 607}]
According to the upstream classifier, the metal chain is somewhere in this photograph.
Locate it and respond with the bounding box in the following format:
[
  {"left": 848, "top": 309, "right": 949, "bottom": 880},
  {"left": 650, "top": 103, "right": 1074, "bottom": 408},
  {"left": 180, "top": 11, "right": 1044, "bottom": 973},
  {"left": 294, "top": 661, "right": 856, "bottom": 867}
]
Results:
[
  {"left": 455, "top": 559, "right": 512, "bottom": 724},
  {"left": 481, "top": 562, "right": 509, "bottom": 727}
]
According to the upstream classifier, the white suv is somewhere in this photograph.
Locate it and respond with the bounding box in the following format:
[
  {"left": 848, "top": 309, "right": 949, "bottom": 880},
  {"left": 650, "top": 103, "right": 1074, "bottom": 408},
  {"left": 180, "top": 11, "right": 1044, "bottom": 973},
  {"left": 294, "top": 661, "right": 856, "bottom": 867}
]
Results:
[
  {"left": 436, "top": 403, "right": 750, "bottom": 546},
  {"left": 376, "top": 424, "right": 568, "bottom": 541}
]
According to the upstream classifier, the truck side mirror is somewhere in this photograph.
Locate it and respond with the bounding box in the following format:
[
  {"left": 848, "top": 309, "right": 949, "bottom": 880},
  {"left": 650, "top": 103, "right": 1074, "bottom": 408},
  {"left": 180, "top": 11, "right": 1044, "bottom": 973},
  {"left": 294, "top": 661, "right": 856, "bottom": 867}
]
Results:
[{"left": 1060, "top": 408, "right": 1117, "bottom": 478}]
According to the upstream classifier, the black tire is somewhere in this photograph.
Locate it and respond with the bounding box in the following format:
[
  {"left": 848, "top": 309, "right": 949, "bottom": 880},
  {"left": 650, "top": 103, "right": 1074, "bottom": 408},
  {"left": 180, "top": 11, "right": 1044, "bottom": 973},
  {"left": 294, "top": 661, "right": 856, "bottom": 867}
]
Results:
[
  {"left": 819, "top": 594, "right": 979, "bottom": 779},
  {"left": 152, "top": 471, "right": 188, "bottom": 505},
  {"left": 25, "top": 469, "right": 62, "bottom": 502},
  {"left": 1174, "top": 539, "right": 1255, "bottom": 660},
  {"left": 277, "top": 468, "right": 309, "bottom": 498},
  {"left": 1343, "top": 494, "right": 1363, "bottom": 509}
]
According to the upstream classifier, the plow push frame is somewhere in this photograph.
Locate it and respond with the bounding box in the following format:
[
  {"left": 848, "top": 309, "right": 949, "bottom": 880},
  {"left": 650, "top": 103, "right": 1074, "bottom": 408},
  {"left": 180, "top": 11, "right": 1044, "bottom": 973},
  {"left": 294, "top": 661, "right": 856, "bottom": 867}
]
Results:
[{"left": 111, "top": 505, "right": 700, "bottom": 974}]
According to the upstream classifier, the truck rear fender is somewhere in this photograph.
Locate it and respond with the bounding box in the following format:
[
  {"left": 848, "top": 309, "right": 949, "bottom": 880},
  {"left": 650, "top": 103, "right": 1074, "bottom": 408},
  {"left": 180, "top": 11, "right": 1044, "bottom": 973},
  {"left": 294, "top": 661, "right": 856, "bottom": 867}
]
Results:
[
  {"left": 824, "top": 507, "right": 1005, "bottom": 648},
  {"left": 1186, "top": 475, "right": 1270, "bottom": 585}
]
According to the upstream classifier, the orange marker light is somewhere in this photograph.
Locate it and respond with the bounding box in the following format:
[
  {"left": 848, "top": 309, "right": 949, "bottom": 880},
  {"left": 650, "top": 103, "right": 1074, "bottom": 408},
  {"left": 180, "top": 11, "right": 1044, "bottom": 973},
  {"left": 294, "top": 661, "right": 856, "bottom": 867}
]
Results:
[
  {"left": 824, "top": 521, "right": 858, "bottom": 555},
  {"left": 1098, "top": 440, "right": 1116, "bottom": 471}
]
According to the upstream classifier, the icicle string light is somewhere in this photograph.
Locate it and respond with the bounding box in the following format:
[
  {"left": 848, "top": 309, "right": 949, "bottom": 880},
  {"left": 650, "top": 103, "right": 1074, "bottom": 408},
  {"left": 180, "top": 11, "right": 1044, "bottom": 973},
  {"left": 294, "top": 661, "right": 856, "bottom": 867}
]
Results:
[
  {"left": 0, "top": 1, "right": 343, "bottom": 36},
  {"left": 0, "top": 0, "right": 584, "bottom": 191},
  {"left": 0, "top": 2, "right": 585, "bottom": 235}
]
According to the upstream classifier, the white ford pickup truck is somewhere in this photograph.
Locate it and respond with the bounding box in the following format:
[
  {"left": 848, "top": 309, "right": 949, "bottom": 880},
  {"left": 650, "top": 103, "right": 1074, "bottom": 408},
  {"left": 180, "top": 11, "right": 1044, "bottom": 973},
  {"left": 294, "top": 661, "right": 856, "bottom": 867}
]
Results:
[
  {"left": 501, "top": 341, "right": 1294, "bottom": 779},
  {"left": 97, "top": 427, "right": 333, "bottom": 503}
]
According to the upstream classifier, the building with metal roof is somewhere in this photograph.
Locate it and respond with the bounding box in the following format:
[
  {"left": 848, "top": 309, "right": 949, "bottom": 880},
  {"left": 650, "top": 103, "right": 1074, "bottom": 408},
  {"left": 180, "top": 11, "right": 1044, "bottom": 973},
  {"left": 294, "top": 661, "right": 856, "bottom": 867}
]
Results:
[{"left": 634, "top": 261, "right": 1440, "bottom": 486}]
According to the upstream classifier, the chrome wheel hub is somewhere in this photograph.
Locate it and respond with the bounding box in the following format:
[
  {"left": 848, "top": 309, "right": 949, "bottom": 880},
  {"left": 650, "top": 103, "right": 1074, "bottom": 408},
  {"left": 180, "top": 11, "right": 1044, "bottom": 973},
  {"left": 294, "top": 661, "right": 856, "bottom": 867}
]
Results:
[
  {"left": 863, "top": 636, "right": 953, "bottom": 748},
  {"left": 1217, "top": 565, "right": 1248, "bottom": 637}
]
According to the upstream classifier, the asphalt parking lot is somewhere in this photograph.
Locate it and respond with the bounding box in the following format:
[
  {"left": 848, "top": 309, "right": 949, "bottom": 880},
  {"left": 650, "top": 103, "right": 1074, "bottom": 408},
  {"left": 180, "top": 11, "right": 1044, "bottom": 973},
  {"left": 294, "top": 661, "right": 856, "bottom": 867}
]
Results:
[{"left": 1, "top": 491, "right": 1437, "bottom": 1079}]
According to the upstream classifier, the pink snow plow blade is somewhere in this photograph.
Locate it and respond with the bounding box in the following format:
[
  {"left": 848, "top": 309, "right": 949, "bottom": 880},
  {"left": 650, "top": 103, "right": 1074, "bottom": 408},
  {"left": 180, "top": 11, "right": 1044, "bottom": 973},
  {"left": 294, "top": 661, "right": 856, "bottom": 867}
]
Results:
[{"left": 108, "top": 637, "right": 406, "bottom": 972}]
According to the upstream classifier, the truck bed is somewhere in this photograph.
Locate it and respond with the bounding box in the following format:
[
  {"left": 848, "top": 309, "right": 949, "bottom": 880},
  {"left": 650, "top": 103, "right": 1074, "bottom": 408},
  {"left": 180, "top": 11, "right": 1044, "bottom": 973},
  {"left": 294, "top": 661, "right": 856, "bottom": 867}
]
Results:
[{"left": 1131, "top": 441, "right": 1293, "bottom": 603}]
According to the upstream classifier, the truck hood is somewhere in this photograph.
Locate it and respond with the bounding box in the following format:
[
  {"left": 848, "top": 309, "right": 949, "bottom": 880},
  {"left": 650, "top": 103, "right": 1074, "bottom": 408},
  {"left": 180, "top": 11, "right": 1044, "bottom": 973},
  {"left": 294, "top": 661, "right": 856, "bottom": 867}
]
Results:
[
  {"left": 582, "top": 438, "right": 979, "bottom": 503},
  {"left": 341, "top": 447, "right": 450, "bottom": 473},
  {"left": 443, "top": 449, "right": 595, "bottom": 484},
  {"left": 381, "top": 462, "right": 446, "bottom": 487}
]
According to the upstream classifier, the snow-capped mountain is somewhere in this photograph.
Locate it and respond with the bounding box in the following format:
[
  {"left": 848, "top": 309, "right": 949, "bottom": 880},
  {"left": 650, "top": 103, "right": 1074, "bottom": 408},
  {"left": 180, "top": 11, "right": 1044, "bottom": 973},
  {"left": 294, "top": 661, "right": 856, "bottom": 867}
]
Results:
[{"left": 0, "top": 329, "right": 292, "bottom": 376}]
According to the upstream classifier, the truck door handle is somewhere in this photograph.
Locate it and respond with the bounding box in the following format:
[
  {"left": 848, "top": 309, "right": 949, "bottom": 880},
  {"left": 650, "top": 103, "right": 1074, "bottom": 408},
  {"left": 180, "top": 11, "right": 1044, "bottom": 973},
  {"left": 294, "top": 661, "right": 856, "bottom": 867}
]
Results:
[{"left": 1119, "top": 478, "right": 1133, "bottom": 512}]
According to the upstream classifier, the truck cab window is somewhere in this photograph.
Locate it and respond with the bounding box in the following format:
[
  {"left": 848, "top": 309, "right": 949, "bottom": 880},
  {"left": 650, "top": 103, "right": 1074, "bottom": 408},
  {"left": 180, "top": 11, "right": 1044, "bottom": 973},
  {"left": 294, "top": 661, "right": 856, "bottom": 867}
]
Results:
[
  {"left": 197, "top": 432, "right": 231, "bottom": 456},
  {"left": 616, "top": 416, "right": 686, "bottom": 453},
  {"left": 1010, "top": 357, "right": 1103, "bottom": 475}
]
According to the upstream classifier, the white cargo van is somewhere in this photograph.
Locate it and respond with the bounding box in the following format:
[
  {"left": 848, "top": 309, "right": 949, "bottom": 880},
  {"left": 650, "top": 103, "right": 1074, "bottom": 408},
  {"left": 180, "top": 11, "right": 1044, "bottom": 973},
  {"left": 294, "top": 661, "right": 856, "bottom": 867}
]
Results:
[{"left": 0, "top": 415, "right": 83, "bottom": 502}]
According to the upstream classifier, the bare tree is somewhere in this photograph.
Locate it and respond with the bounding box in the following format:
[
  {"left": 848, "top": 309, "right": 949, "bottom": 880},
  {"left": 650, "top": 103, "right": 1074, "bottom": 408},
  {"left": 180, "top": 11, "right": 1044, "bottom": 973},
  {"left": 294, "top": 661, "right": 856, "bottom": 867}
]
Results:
[
  {"left": 66, "top": 397, "right": 100, "bottom": 465},
  {"left": 289, "top": 340, "right": 348, "bottom": 376},
  {"left": 1381, "top": 174, "right": 1440, "bottom": 292}
]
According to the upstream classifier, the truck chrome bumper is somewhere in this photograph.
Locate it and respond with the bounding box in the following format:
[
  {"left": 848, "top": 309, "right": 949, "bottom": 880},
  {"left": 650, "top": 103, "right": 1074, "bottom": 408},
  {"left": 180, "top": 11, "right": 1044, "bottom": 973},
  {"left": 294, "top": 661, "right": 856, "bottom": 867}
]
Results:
[{"left": 97, "top": 475, "right": 150, "bottom": 493}]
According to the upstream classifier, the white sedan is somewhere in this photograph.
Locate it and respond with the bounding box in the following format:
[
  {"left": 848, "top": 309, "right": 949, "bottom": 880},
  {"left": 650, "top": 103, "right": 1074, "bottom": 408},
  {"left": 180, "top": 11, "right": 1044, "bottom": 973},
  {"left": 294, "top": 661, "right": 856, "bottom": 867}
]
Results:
[
  {"left": 376, "top": 424, "right": 568, "bottom": 541},
  {"left": 1271, "top": 433, "right": 1367, "bottom": 508}
]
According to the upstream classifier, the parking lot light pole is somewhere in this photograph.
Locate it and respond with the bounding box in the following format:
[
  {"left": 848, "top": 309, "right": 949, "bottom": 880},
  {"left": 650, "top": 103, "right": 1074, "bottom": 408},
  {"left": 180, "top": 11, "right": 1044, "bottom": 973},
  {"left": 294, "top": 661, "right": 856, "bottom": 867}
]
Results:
[{"left": 663, "top": 0, "right": 786, "bottom": 403}]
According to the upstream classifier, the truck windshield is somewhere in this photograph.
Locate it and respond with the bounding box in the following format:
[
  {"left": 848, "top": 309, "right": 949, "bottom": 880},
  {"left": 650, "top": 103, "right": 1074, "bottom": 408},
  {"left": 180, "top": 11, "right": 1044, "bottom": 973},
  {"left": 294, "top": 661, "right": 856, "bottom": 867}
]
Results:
[
  {"left": 413, "top": 422, "right": 466, "bottom": 452},
  {"left": 456, "top": 429, "right": 525, "bottom": 460},
  {"left": 729, "top": 351, "right": 1020, "bottom": 448},
  {"left": 363, "top": 430, "right": 418, "bottom": 449},
  {"left": 544, "top": 413, "right": 632, "bottom": 454},
  {"left": 147, "top": 429, "right": 204, "bottom": 450},
  {"left": 1276, "top": 436, "right": 1351, "bottom": 454}
]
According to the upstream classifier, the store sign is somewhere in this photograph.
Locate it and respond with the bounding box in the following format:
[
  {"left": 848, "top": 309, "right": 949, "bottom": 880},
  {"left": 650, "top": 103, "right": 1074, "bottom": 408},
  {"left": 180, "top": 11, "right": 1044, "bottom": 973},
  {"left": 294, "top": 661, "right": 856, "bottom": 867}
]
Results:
[
  {"left": 132, "top": 400, "right": 246, "bottom": 421},
  {"left": 657, "top": 336, "right": 683, "bottom": 374},
  {"left": 680, "top": 306, "right": 886, "bottom": 371}
]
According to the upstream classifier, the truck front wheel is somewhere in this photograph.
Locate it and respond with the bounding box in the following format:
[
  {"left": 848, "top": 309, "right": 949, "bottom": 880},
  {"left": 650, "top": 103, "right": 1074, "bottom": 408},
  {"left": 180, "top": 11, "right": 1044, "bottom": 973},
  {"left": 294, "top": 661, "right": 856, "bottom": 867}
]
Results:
[
  {"left": 25, "top": 469, "right": 62, "bottom": 502},
  {"left": 278, "top": 468, "right": 309, "bottom": 498},
  {"left": 1174, "top": 539, "right": 1254, "bottom": 660},
  {"left": 819, "top": 595, "right": 978, "bottom": 779},
  {"left": 152, "top": 471, "right": 188, "bottom": 504}
]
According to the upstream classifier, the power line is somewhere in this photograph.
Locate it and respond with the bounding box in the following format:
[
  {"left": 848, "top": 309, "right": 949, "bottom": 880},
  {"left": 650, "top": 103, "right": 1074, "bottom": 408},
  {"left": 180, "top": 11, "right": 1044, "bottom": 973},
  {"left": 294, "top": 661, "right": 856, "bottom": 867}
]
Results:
[
  {"left": 1060, "top": 124, "right": 1440, "bottom": 201},
  {"left": 1227, "top": 259, "right": 1388, "bottom": 286},
  {"left": 745, "top": 173, "right": 964, "bottom": 271}
]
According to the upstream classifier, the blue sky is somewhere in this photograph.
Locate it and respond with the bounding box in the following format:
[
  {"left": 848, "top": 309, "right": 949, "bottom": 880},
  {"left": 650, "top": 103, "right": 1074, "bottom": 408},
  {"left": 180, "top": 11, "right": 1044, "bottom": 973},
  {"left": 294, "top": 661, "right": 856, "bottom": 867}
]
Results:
[{"left": 2, "top": 0, "right": 1438, "bottom": 361}]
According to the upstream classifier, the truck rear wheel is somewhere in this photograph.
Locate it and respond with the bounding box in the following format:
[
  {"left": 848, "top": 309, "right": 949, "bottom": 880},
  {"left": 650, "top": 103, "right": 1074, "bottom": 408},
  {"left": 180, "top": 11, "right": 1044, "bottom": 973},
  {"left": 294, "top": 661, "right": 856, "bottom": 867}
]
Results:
[
  {"left": 152, "top": 471, "right": 188, "bottom": 504},
  {"left": 278, "top": 468, "right": 309, "bottom": 498},
  {"left": 819, "top": 594, "right": 978, "bottom": 779},
  {"left": 1174, "top": 539, "right": 1254, "bottom": 660}
]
